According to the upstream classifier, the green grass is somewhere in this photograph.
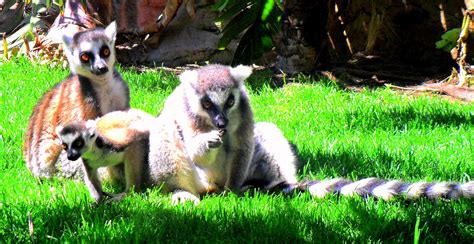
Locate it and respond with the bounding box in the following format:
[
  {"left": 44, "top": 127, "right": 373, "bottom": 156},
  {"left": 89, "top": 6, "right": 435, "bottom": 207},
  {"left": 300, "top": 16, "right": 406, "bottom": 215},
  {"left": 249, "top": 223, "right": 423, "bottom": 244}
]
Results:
[{"left": 0, "top": 58, "right": 473, "bottom": 242}]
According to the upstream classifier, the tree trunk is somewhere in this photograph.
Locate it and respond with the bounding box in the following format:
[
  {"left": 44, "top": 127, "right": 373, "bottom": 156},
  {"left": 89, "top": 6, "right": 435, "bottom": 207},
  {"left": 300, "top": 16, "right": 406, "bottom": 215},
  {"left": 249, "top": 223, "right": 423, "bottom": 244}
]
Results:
[{"left": 275, "top": 0, "right": 328, "bottom": 74}]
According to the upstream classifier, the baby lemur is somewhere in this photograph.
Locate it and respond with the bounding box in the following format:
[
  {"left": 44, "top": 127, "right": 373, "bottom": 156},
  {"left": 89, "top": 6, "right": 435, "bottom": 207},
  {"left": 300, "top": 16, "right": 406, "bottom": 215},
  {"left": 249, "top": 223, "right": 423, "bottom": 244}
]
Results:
[
  {"left": 56, "top": 109, "right": 154, "bottom": 202},
  {"left": 24, "top": 21, "right": 130, "bottom": 179}
]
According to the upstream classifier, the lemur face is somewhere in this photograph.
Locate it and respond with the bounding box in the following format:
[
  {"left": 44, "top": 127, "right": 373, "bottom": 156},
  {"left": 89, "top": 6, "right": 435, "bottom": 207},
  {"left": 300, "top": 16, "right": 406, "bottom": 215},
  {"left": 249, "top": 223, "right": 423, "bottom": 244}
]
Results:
[
  {"left": 179, "top": 65, "right": 252, "bottom": 130},
  {"left": 197, "top": 88, "right": 240, "bottom": 129},
  {"left": 62, "top": 22, "right": 117, "bottom": 81},
  {"left": 56, "top": 122, "right": 96, "bottom": 161}
]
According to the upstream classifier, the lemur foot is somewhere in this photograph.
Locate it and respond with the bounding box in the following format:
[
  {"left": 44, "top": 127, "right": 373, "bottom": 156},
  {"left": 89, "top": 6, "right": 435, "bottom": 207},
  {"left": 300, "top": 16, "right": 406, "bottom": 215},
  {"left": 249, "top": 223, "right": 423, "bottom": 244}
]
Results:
[{"left": 171, "top": 191, "right": 200, "bottom": 205}]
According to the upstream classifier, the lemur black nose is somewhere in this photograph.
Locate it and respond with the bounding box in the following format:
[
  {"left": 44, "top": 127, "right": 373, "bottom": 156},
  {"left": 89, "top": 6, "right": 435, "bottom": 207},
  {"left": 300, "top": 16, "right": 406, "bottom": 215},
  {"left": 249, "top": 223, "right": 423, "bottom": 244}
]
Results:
[
  {"left": 67, "top": 152, "right": 81, "bottom": 161},
  {"left": 216, "top": 122, "right": 226, "bottom": 129},
  {"left": 215, "top": 114, "right": 227, "bottom": 129},
  {"left": 98, "top": 66, "right": 109, "bottom": 74}
]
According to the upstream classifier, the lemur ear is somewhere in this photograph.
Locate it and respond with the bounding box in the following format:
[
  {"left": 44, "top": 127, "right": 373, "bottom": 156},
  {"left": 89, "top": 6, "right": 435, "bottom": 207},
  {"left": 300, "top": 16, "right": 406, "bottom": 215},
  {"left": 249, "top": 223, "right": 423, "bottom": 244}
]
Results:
[
  {"left": 105, "top": 21, "right": 117, "bottom": 43},
  {"left": 55, "top": 125, "right": 64, "bottom": 137},
  {"left": 230, "top": 65, "right": 253, "bottom": 83},
  {"left": 85, "top": 120, "right": 97, "bottom": 138},
  {"left": 62, "top": 34, "right": 73, "bottom": 52},
  {"left": 179, "top": 70, "right": 198, "bottom": 84}
]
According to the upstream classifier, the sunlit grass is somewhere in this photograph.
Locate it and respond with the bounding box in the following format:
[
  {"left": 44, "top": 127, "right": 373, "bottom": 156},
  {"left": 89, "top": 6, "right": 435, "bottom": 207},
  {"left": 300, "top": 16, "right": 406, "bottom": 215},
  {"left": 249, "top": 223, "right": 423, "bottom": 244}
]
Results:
[{"left": 0, "top": 59, "right": 472, "bottom": 242}]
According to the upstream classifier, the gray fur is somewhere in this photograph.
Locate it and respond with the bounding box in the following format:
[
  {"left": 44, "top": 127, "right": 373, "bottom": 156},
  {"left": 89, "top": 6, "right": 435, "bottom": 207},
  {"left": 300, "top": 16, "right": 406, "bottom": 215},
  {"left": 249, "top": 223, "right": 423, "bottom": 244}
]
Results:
[
  {"left": 244, "top": 122, "right": 298, "bottom": 191},
  {"left": 147, "top": 64, "right": 256, "bottom": 204},
  {"left": 306, "top": 178, "right": 474, "bottom": 200},
  {"left": 147, "top": 64, "right": 302, "bottom": 205}
]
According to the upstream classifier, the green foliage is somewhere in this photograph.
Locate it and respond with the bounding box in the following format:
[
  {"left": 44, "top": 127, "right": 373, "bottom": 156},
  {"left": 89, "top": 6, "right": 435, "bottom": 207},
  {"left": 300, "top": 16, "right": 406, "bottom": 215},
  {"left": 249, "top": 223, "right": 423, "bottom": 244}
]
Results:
[
  {"left": 0, "top": 59, "right": 473, "bottom": 242},
  {"left": 0, "top": 0, "right": 64, "bottom": 58},
  {"left": 214, "top": 0, "right": 282, "bottom": 65},
  {"left": 436, "top": 28, "right": 461, "bottom": 52},
  {"left": 413, "top": 216, "right": 421, "bottom": 244}
]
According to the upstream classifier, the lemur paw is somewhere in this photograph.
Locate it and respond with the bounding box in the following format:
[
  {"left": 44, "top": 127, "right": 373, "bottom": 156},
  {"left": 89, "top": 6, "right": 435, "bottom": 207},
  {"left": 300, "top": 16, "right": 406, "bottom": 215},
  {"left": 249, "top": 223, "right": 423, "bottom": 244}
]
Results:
[
  {"left": 171, "top": 191, "right": 200, "bottom": 205},
  {"left": 206, "top": 130, "right": 223, "bottom": 149}
]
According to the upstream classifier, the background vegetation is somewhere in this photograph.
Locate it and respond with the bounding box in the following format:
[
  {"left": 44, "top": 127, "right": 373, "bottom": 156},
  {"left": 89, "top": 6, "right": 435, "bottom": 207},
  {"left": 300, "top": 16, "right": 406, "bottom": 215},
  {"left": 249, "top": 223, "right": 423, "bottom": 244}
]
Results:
[{"left": 0, "top": 59, "right": 473, "bottom": 242}]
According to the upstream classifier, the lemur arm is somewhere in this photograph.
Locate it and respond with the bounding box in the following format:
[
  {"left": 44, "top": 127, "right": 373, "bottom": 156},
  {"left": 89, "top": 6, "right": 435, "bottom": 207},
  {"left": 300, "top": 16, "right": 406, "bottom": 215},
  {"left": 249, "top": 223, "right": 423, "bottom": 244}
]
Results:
[
  {"left": 185, "top": 130, "right": 223, "bottom": 161},
  {"left": 82, "top": 161, "right": 103, "bottom": 202}
]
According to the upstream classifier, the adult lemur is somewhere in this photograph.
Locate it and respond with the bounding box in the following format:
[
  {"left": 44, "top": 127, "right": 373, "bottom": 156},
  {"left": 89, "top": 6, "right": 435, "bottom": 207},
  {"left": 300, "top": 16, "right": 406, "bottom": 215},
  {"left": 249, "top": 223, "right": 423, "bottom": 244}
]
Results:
[
  {"left": 23, "top": 21, "right": 130, "bottom": 179},
  {"left": 146, "top": 64, "right": 472, "bottom": 204}
]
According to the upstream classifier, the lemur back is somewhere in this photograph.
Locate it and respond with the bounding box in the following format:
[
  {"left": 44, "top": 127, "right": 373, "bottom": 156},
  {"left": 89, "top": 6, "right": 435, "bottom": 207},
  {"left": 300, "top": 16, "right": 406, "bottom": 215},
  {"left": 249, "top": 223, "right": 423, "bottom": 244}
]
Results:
[
  {"left": 23, "top": 21, "right": 130, "bottom": 179},
  {"left": 243, "top": 122, "right": 299, "bottom": 192}
]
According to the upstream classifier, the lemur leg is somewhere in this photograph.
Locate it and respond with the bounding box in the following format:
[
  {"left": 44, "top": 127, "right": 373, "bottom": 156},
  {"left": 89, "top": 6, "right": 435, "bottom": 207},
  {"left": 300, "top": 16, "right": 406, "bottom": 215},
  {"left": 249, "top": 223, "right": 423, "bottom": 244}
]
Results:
[
  {"left": 226, "top": 145, "right": 254, "bottom": 193},
  {"left": 82, "top": 162, "right": 103, "bottom": 202},
  {"left": 106, "top": 140, "right": 147, "bottom": 203},
  {"left": 123, "top": 140, "right": 146, "bottom": 193}
]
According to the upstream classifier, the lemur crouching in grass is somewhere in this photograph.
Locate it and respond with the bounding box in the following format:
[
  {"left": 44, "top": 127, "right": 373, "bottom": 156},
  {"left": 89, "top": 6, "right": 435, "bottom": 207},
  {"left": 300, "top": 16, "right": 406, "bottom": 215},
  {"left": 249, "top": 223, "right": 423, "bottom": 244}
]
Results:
[
  {"left": 147, "top": 64, "right": 256, "bottom": 204},
  {"left": 56, "top": 109, "right": 155, "bottom": 202}
]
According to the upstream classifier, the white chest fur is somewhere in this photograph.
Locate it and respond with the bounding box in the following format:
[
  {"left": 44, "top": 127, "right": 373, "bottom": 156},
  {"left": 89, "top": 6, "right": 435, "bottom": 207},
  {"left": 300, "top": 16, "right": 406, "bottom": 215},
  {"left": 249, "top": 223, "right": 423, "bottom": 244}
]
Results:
[
  {"left": 194, "top": 148, "right": 219, "bottom": 167},
  {"left": 191, "top": 147, "right": 229, "bottom": 191},
  {"left": 94, "top": 78, "right": 127, "bottom": 114}
]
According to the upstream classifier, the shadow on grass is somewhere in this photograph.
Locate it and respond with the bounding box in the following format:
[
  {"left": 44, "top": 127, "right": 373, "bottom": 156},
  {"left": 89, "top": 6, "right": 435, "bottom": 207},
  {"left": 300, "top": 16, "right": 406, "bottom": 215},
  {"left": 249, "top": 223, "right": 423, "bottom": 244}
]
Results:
[
  {"left": 246, "top": 70, "right": 341, "bottom": 94},
  {"left": 6, "top": 196, "right": 345, "bottom": 242},
  {"left": 345, "top": 105, "right": 473, "bottom": 131},
  {"left": 345, "top": 198, "right": 473, "bottom": 242},
  {"left": 297, "top": 147, "right": 420, "bottom": 180},
  {"left": 8, "top": 191, "right": 471, "bottom": 242}
]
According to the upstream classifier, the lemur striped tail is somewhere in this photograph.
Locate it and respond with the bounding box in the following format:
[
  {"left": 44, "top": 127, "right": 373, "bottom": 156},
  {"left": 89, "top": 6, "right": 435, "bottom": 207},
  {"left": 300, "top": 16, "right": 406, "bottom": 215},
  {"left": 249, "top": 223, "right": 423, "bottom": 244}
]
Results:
[{"left": 285, "top": 178, "right": 473, "bottom": 200}]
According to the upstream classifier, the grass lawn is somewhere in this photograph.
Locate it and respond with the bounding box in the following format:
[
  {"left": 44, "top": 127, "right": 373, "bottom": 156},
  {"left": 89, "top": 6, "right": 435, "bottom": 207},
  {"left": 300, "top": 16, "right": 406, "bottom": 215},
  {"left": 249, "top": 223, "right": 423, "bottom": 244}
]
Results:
[{"left": 0, "top": 58, "right": 473, "bottom": 242}]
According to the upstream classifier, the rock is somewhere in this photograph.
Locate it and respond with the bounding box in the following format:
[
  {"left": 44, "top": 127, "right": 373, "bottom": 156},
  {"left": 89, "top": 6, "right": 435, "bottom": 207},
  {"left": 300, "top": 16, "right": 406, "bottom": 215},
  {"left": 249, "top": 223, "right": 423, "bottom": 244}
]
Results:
[{"left": 117, "top": 1, "right": 236, "bottom": 66}]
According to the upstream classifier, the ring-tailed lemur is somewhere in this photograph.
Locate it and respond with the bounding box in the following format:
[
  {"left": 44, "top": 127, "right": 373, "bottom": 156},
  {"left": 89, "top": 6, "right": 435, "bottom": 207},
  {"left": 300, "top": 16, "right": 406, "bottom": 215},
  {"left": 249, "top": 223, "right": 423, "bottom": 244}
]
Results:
[
  {"left": 146, "top": 64, "right": 472, "bottom": 204},
  {"left": 56, "top": 109, "right": 154, "bottom": 202},
  {"left": 146, "top": 64, "right": 255, "bottom": 204},
  {"left": 23, "top": 21, "right": 130, "bottom": 179}
]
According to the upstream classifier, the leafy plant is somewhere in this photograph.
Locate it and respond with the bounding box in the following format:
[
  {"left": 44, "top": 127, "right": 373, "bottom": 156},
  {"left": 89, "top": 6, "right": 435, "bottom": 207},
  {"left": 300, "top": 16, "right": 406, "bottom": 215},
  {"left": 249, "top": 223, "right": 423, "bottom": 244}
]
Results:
[
  {"left": 0, "top": 0, "right": 64, "bottom": 59},
  {"left": 435, "top": 28, "right": 460, "bottom": 52},
  {"left": 213, "top": 0, "right": 282, "bottom": 65}
]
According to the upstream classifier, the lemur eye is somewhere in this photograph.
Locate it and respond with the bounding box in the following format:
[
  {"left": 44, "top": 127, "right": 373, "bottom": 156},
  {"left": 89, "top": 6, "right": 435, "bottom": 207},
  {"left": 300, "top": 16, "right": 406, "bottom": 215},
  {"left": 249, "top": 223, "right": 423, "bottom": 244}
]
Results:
[
  {"left": 101, "top": 46, "right": 110, "bottom": 58},
  {"left": 202, "top": 99, "right": 212, "bottom": 109},
  {"left": 80, "top": 53, "right": 90, "bottom": 63},
  {"left": 73, "top": 140, "right": 84, "bottom": 148},
  {"left": 226, "top": 96, "right": 235, "bottom": 107},
  {"left": 61, "top": 143, "right": 68, "bottom": 150}
]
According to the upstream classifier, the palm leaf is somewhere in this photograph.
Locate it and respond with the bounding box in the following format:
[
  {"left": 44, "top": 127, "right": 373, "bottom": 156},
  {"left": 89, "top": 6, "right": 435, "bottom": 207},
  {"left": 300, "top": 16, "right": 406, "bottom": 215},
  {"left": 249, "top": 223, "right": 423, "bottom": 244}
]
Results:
[
  {"left": 214, "top": 0, "right": 282, "bottom": 64},
  {"left": 218, "top": 4, "right": 258, "bottom": 50},
  {"left": 215, "top": 0, "right": 252, "bottom": 23},
  {"left": 232, "top": 24, "right": 263, "bottom": 65},
  {"left": 1, "top": 0, "right": 60, "bottom": 58}
]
